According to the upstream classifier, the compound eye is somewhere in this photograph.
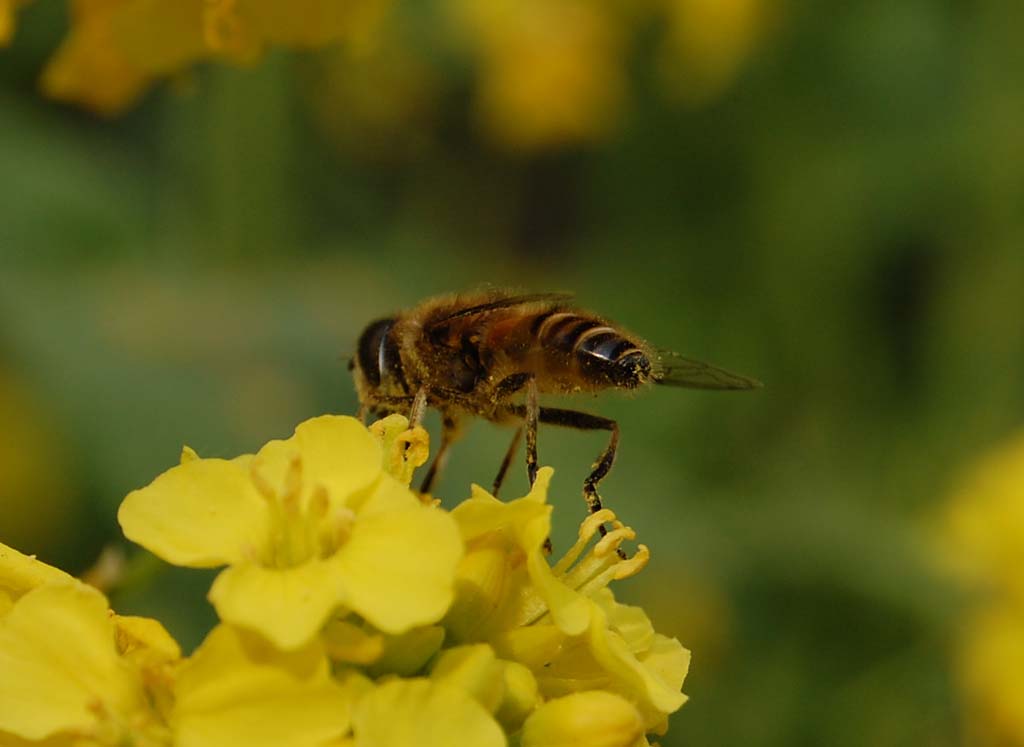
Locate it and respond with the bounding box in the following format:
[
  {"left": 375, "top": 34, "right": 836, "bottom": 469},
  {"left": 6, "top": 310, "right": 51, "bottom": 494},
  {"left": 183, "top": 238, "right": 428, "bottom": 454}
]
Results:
[{"left": 356, "top": 318, "right": 394, "bottom": 387}]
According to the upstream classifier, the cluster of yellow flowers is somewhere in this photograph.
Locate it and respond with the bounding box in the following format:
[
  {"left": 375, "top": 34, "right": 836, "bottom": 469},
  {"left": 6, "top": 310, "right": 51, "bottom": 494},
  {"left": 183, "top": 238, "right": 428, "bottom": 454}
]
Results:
[
  {"left": 0, "top": 414, "right": 689, "bottom": 746},
  {"left": 3, "top": 0, "right": 770, "bottom": 147},
  {"left": 941, "top": 433, "right": 1024, "bottom": 745}
]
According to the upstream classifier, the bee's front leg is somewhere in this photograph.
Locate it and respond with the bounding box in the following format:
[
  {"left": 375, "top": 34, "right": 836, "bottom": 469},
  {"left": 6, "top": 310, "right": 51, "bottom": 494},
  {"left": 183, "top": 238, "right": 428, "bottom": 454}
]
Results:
[
  {"left": 407, "top": 387, "right": 429, "bottom": 428},
  {"left": 525, "top": 376, "right": 539, "bottom": 487}
]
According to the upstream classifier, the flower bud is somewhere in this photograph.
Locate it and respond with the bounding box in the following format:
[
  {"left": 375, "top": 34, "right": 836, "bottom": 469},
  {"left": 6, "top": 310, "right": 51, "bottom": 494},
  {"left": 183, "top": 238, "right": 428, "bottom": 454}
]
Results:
[{"left": 521, "top": 691, "right": 645, "bottom": 747}]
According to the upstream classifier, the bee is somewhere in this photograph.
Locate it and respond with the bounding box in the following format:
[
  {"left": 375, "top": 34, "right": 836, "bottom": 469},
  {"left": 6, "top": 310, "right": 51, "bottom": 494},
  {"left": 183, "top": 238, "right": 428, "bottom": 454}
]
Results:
[{"left": 349, "top": 290, "right": 760, "bottom": 517}]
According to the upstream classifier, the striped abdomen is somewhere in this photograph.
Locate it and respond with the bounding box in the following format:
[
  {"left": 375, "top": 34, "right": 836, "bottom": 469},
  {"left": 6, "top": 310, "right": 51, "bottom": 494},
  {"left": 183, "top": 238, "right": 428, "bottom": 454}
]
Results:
[{"left": 531, "top": 311, "right": 652, "bottom": 389}]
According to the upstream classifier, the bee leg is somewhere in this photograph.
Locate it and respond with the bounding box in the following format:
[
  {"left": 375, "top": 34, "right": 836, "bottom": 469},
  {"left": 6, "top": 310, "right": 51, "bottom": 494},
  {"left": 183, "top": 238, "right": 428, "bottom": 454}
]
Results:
[
  {"left": 535, "top": 408, "right": 618, "bottom": 514},
  {"left": 525, "top": 377, "right": 539, "bottom": 487},
  {"left": 419, "top": 415, "right": 459, "bottom": 495},
  {"left": 491, "top": 426, "right": 523, "bottom": 497},
  {"left": 408, "top": 387, "right": 429, "bottom": 428},
  {"left": 536, "top": 407, "right": 622, "bottom": 552}
]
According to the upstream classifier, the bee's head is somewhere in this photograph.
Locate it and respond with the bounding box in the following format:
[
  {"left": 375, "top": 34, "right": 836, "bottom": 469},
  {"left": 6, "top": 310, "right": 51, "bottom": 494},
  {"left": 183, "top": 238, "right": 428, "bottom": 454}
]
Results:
[{"left": 352, "top": 318, "right": 408, "bottom": 402}]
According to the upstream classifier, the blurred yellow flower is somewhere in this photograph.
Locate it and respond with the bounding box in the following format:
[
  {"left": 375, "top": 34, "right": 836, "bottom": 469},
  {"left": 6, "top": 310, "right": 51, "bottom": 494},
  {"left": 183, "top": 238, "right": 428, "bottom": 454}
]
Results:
[
  {"left": 41, "top": 0, "right": 207, "bottom": 115},
  {"left": 447, "top": 0, "right": 625, "bottom": 149},
  {"left": 940, "top": 432, "right": 1024, "bottom": 745},
  {"left": 118, "top": 414, "right": 463, "bottom": 650},
  {"left": 0, "top": 0, "right": 30, "bottom": 45},
  {"left": 204, "top": 0, "right": 392, "bottom": 61},
  {"left": 657, "top": 0, "right": 770, "bottom": 104},
  {"left": 0, "top": 370, "right": 78, "bottom": 554},
  {"left": 40, "top": 0, "right": 391, "bottom": 114},
  {"left": 957, "top": 602, "right": 1024, "bottom": 746},
  {"left": 943, "top": 432, "right": 1024, "bottom": 603}
]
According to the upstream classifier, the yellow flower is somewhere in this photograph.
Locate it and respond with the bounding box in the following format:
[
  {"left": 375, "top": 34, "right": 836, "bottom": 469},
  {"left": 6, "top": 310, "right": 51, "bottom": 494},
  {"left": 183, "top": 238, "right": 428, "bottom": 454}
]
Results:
[
  {"left": 203, "top": 0, "right": 392, "bottom": 62},
  {"left": 0, "top": 0, "right": 32, "bottom": 45},
  {"left": 956, "top": 601, "right": 1024, "bottom": 746},
  {"left": 940, "top": 432, "right": 1024, "bottom": 745},
  {"left": 446, "top": 469, "right": 689, "bottom": 737},
  {"left": 0, "top": 581, "right": 170, "bottom": 745},
  {"left": 2, "top": 409, "right": 693, "bottom": 745},
  {"left": 520, "top": 690, "right": 644, "bottom": 747},
  {"left": 40, "top": 0, "right": 392, "bottom": 115},
  {"left": 118, "top": 414, "right": 462, "bottom": 651},
  {"left": 447, "top": 0, "right": 625, "bottom": 149},
  {"left": 41, "top": 0, "right": 208, "bottom": 116},
  {"left": 657, "top": 0, "right": 770, "bottom": 104},
  {"left": 942, "top": 431, "right": 1024, "bottom": 603}
]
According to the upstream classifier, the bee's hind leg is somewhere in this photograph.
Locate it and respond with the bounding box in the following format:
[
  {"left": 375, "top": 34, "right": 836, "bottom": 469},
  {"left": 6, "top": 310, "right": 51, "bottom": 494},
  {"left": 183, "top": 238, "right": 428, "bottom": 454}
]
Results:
[
  {"left": 536, "top": 408, "right": 619, "bottom": 520},
  {"left": 499, "top": 402, "right": 621, "bottom": 528},
  {"left": 536, "top": 407, "right": 623, "bottom": 555}
]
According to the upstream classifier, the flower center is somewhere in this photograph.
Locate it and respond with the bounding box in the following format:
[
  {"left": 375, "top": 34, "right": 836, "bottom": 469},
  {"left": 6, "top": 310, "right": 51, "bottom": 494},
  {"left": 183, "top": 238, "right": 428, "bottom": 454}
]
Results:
[
  {"left": 86, "top": 696, "right": 171, "bottom": 747},
  {"left": 249, "top": 453, "right": 353, "bottom": 568}
]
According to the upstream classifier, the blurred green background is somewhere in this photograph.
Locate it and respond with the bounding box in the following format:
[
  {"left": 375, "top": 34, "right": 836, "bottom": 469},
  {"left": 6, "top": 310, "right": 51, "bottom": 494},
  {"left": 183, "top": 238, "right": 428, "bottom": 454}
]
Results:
[{"left": 3, "top": 0, "right": 1024, "bottom": 744}]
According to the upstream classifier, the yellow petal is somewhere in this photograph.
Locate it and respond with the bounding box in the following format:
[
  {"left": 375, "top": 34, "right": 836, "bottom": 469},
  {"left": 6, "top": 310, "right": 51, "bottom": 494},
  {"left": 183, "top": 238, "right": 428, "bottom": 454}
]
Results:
[
  {"left": 592, "top": 588, "right": 654, "bottom": 654},
  {"left": 255, "top": 415, "right": 383, "bottom": 510},
  {"left": 453, "top": 470, "right": 590, "bottom": 635},
  {"left": 352, "top": 678, "right": 504, "bottom": 747},
  {"left": 354, "top": 473, "right": 422, "bottom": 516},
  {"left": 0, "top": 583, "right": 143, "bottom": 740},
  {"left": 492, "top": 624, "right": 566, "bottom": 671},
  {"left": 336, "top": 505, "right": 462, "bottom": 634},
  {"left": 581, "top": 604, "right": 687, "bottom": 725},
  {"left": 520, "top": 691, "right": 644, "bottom": 747},
  {"left": 0, "top": 543, "right": 75, "bottom": 601},
  {"left": 209, "top": 559, "right": 345, "bottom": 650},
  {"left": 524, "top": 546, "right": 590, "bottom": 636},
  {"left": 430, "top": 644, "right": 506, "bottom": 714},
  {"left": 638, "top": 634, "right": 691, "bottom": 703},
  {"left": 174, "top": 625, "right": 350, "bottom": 747},
  {"left": 114, "top": 614, "right": 183, "bottom": 669},
  {"left": 119, "top": 456, "right": 269, "bottom": 568},
  {"left": 445, "top": 533, "right": 515, "bottom": 643}
]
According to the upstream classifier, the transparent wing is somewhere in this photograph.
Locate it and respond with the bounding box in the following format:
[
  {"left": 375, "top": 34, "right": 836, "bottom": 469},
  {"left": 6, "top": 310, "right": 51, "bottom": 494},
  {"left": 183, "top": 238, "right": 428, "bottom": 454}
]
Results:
[
  {"left": 425, "top": 291, "right": 574, "bottom": 328},
  {"left": 654, "top": 350, "right": 762, "bottom": 390}
]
